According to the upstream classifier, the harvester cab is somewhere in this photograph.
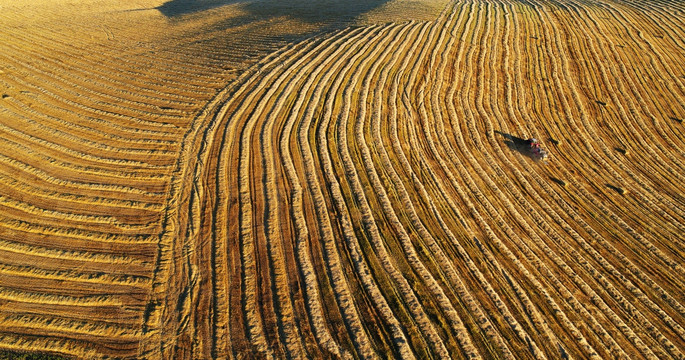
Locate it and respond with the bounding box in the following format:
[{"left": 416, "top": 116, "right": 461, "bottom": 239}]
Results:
[{"left": 527, "top": 138, "right": 549, "bottom": 161}]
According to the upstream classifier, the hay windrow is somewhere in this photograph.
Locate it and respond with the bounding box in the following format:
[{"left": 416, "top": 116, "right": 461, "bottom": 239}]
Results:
[{"left": 1, "top": 0, "right": 684, "bottom": 358}]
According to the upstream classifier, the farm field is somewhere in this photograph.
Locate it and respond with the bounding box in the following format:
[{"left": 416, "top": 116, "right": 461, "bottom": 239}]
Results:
[{"left": 0, "top": 0, "right": 684, "bottom": 359}]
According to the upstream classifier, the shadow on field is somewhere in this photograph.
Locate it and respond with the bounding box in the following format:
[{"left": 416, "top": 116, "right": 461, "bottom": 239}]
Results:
[
  {"left": 156, "top": 0, "right": 240, "bottom": 17},
  {"left": 494, "top": 130, "right": 536, "bottom": 159},
  {"left": 156, "top": 0, "right": 391, "bottom": 24}
]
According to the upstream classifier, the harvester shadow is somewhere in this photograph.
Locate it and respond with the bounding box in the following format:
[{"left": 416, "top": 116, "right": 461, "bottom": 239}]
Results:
[{"left": 494, "top": 130, "right": 537, "bottom": 160}]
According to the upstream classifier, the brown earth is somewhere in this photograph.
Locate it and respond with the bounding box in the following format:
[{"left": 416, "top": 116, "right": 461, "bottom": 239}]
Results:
[{"left": 0, "top": 0, "right": 683, "bottom": 358}]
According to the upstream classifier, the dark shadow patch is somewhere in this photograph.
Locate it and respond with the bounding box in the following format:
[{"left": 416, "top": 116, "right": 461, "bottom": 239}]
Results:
[
  {"left": 606, "top": 184, "right": 628, "bottom": 195},
  {"left": 156, "top": 0, "right": 393, "bottom": 25},
  {"left": 550, "top": 177, "right": 567, "bottom": 187},
  {"left": 558, "top": 343, "right": 570, "bottom": 360},
  {"left": 494, "top": 130, "right": 545, "bottom": 160},
  {"left": 495, "top": 130, "right": 528, "bottom": 146},
  {"left": 156, "top": 0, "right": 240, "bottom": 17},
  {"left": 0, "top": 350, "right": 69, "bottom": 360},
  {"left": 148, "top": 0, "right": 398, "bottom": 64},
  {"left": 141, "top": 300, "right": 158, "bottom": 334}
]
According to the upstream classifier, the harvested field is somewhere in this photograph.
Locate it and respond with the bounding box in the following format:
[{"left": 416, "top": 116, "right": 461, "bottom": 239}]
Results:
[{"left": 1, "top": 0, "right": 684, "bottom": 358}]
